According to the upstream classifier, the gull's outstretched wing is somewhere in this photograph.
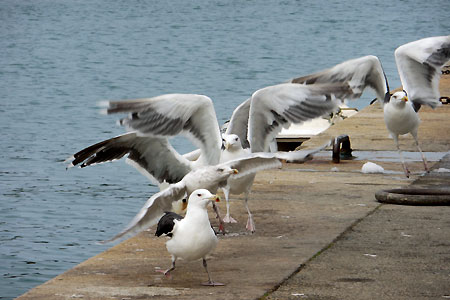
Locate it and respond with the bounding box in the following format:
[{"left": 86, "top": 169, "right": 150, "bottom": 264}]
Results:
[
  {"left": 222, "top": 140, "right": 331, "bottom": 179},
  {"left": 100, "top": 181, "right": 187, "bottom": 243},
  {"left": 225, "top": 98, "right": 251, "bottom": 149},
  {"left": 274, "top": 140, "right": 332, "bottom": 162},
  {"left": 222, "top": 155, "right": 282, "bottom": 179},
  {"left": 291, "top": 55, "right": 389, "bottom": 103},
  {"left": 395, "top": 35, "right": 450, "bottom": 109},
  {"left": 67, "top": 132, "right": 192, "bottom": 185},
  {"left": 104, "top": 94, "right": 222, "bottom": 165},
  {"left": 248, "top": 83, "right": 351, "bottom": 152}
]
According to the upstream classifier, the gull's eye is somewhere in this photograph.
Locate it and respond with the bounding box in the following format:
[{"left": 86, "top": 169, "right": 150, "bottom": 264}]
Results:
[
  {"left": 197, "top": 193, "right": 201, "bottom": 197},
  {"left": 217, "top": 168, "right": 224, "bottom": 172},
  {"left": 182, "top": 199, "right": 187, "bottom": 203},
  {"left": 235, "top": 137, "right": 238, "bottom": 141}
]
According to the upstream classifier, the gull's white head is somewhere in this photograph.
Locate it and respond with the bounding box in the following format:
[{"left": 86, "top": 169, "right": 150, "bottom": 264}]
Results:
[
  {"left": 211, "top": 165, "right": 239, "bottom": 183},
  {"left": 217, "top": 165, "right": 239, "bottom": 175},
  {"left": 188, "top": 189, "right": 220, "bottom": 209},
  {"left": 222, "top": 134, "right": 242, "bottom": 151},
  {"left": 390, "top": 90, "right": 409, "bottom": 107}
]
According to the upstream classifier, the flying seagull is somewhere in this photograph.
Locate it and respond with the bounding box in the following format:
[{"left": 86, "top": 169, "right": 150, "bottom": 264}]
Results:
[
  {"left": 154, "top": 189, "right": 224, "bottom": 286},
  {"left": 225, "top": 55, "right": 387, "bottom": 152},
  {"left": 285, "top": 35, "right": 450, "bottom": 177}
]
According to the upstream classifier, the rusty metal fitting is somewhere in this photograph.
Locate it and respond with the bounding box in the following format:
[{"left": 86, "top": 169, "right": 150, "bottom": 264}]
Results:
[{"left": 332, "top": 135, "right": 352, "bottom": 163}]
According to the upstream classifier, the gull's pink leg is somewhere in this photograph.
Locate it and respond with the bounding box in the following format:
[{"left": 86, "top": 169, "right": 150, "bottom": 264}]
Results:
[
  {"left": 394, "top": 136, "right": 410, "bottom": 178},
  {"left": 412, "top": 133, "right": 429, "bottom": 173},
  {"left": 156, "top": 256, "right": 176, "bottom": 279},
  {"left": 222, "top": 188, "right": 237, "bottom": 223},
  {"left": 244, "top": 192, "right": 255, "bottom": 233},
  {"left": 201, "top": 258, "right": 225, "bottom": 286},
  {"left": 212, "top": 202, "right": 226, "bottom": 234}
]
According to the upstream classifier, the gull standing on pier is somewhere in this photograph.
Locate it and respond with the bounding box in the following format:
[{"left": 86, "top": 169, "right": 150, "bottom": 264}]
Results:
[
  {"left": 383, "top": 35, "right": 450, "bottom": 177},
  {"left": 284, "top": 35, "right": 450, "bottom": 177},
  {"left": 154, "top": 189, "right": 224, "bottom": 286}
]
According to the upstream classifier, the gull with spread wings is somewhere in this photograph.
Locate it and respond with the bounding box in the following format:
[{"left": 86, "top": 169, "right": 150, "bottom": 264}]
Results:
[{"left": 278, "top": 35, "right": 450, "bottom": 177}]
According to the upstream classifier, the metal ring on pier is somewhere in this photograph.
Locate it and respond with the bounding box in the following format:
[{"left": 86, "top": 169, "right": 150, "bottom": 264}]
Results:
[{"left": 375, "top": 188, "right": 450, "bottom": 205}]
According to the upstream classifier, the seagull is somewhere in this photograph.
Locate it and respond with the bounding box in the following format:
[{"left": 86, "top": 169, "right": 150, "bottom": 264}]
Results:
[
  {"left": 220, "top": 134, "right": 256, "bottom": 231},
  {"left": 224, "top": 55, "right": 387, "bottom": 152},
  {"left": 68, "top": 94, "right": 222, "bottom": 185},
  {"left": 284, "top": 35, "right": 450, "bottom": 177},
  {"left": 154, "top": 189, "right": 224, "bottom": 286},
  {"left": 99, "top": 164, "right": 239, "bottom": 243},
  {"left": 383, "top": 36, "right": 450, "bottom": 177},
  {"left": 99, "top": 144, "right": 326, "bottom": 243},
  {"left": 383, "top": 90, "right": 425, "bottom": 177}
]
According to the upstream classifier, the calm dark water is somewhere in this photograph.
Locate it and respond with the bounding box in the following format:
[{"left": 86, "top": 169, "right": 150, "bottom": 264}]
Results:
[{"left": 1, "top": 0, "right": 448, "bottom": 298}]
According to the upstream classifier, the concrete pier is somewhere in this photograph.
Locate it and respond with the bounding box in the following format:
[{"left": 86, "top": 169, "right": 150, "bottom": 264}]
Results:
[{"left": 17, "top": 74, "right": 450, "bottom": 299}]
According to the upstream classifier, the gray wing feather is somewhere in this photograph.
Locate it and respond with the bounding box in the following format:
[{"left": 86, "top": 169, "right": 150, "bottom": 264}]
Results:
[
  {"left": 248, "top": 83, "right": 349, "bottom": 152},
  {"left": 223, "top": 155, "right": 282, "bottom": 179},
  {"left": 67, "top": 132, "right": 192, "bottom": 185},
  {"left": 221, "top": 140, "right": 330, "bottom": 179},
  {"left": 274, "top": 140, "right": 332, "bottom": 162},
  {"left": 105, "top": 94, "right": 222, "bottom": 165},
  {"left": 395, "top": 35, "right": 450, "bottom": 108},
  {"left": 225, "top": 98, "right": 251, "bottom": 148},
  {"left": 290, "top": 55, "right": 388, "bottom": 102},
  {"left": 100, "top": 181, "right": 187, "bottom": 243}
]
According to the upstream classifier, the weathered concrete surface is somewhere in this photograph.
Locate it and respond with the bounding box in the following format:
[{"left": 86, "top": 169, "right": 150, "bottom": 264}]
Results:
[
  {"left": 17, "top": 74, "right": 450, "bottom": 299},
  {"left": 17, "top": 163, "right": 398, "bottom": 300},
  {"left": 265, "top": 155, "right": 450, "bottom": 300}
]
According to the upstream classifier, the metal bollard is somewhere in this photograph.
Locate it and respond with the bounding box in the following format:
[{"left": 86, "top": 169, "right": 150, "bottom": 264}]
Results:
[{"left": 332, "top": 135, "right": 352, "bottom": 163}]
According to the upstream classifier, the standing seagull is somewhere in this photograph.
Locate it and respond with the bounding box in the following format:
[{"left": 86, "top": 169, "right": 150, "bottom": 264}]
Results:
[
  {"left": 220, "top": 134, "right": 256, "bottom": 231},
  {"left": 154, "top": 189, "right": 224, "bottom": 286},
  {"left": 219, "top": 133, "right": 329, "bottom": 232},
  {"left": 279, "top": 35, "right": 450, "bottom": 177},
  {"left": 383, "top": 35, "right": 450, "bottom": 177}
]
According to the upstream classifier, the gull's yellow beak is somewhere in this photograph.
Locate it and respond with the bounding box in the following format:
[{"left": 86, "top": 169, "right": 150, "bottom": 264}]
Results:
[
  {"left": 209, "top": 194, "right": 221, "bottom": 202},
  {"left": 225, "top": 142, "right": 230, "bottom": 150},
  {"left": 232, "top": 169, "right": 239, "bottom": 174},
  {"left": 402, "top": 96, "right": 409, "bottom": 102}
]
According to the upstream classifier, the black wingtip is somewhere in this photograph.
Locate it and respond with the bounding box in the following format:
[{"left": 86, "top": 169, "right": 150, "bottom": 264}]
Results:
[
  {"left": 383, "top": 92, "right": 391, "bottom": 103},
  {"left": 413, "top": 102, "right": 422, "bottom": 112}
]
